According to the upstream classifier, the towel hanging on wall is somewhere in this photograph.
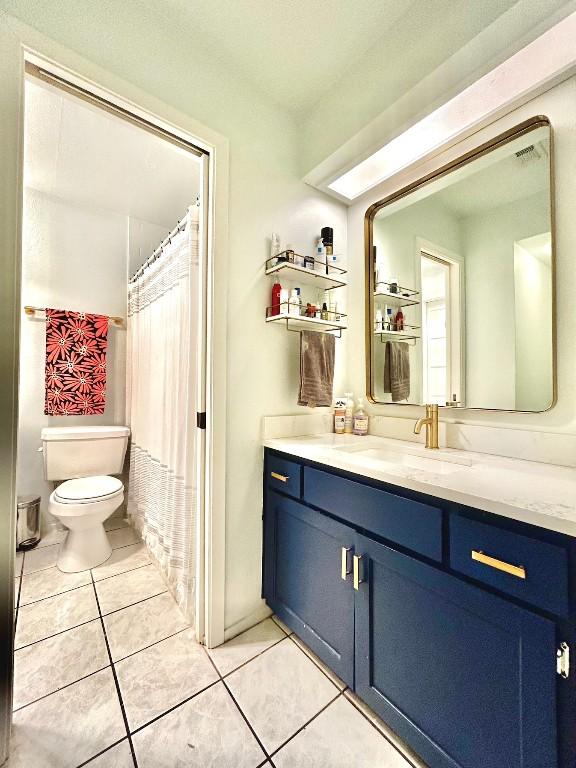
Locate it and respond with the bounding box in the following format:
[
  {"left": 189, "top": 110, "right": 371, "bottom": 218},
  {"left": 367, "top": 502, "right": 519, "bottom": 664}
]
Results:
[
  {"left": 298, "top": 330, "right": 335, "bottom": 408},
  {"left": 44, "top": 308, "right": 108, "bottom": 415}
]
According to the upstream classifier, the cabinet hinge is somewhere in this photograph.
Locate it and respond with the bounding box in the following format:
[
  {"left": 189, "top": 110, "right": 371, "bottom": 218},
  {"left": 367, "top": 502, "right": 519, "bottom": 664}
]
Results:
[
  {"left": 196, "top": 412, "right": 206, "bottom": 430},
  {"left": 557, "top": 642, "right": 570, "bottom": 679}
]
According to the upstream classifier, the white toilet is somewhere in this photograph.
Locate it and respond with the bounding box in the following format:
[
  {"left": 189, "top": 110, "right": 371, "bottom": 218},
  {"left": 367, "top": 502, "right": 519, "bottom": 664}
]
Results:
[{"left": 41, "top": 426, "right": 130, "bottom": 573}]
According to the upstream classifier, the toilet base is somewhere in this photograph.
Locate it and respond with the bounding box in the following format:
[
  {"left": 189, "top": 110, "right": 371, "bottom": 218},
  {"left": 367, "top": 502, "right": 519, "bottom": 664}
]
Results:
[{"left": 58, "top": 524, "right": 112, "bottom": 573}]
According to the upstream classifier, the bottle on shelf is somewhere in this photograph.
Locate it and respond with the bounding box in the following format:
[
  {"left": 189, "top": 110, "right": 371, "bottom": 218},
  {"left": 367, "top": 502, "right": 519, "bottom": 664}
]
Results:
[
  {"left": 279, "top": 287, "right": 289, "bottom": 314},
  {"left": 344, "top": 392, "right": 354, "bottom": 434},
  {"left": 321, "top": 227, "right": 334, "bottom": 273},
  {"left": 270, "top": 233, "right": 281, "bottom": 266},
  {"left": 315, "top": 237, "right": 325, "bottom": 270},
  {"left": 395, "top": 308, "right": 404, "bottom": 331},
  {"left": 295, "top": 287, "right": 303, "bottom": 315},
  {"left": 289, "top": 289, "right": 300, "bottom": 316},
  {"left": 353, "top": 397, "right": 369, "bottom": 436},
  {"left": 375, "top": 308, "right": 383, "bottom": 331},
  {"left": 271, "top": 282, "right": 282, "bottom": 316}
]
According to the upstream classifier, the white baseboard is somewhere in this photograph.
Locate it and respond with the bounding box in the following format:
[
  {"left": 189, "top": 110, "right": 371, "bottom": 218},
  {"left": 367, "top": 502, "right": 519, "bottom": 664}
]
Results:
[{"left": 222, "top": 603, "right": 273, "bottom": 644}]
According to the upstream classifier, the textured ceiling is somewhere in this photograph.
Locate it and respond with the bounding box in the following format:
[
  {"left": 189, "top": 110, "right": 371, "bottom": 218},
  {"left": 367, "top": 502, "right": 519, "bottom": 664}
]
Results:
[{"left": 161, "top": 0, "right": 522, "bottom": 115}]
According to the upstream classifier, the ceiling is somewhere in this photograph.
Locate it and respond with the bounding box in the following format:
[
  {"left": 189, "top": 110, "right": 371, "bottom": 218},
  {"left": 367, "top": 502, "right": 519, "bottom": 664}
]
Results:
[
  {"left": 160, "top": 0, "right": 522, "bottom": 116},
  {"left": 434, "top": 138, "right": 549, "bottom": 219},
  {"left": 24, "top": 77, "right": 200, "bottom": 229}
]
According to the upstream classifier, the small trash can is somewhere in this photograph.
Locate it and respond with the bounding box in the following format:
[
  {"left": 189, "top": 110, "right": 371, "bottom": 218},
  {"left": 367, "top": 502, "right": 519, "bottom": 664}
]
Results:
[{"left": 16, "top": 495, "right": 41, "bottom": 551}]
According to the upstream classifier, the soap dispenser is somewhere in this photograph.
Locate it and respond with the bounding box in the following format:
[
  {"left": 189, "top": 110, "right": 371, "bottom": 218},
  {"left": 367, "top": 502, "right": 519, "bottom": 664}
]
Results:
[{"left": 353, "top": 397, "right": 369, "bottom": 436}]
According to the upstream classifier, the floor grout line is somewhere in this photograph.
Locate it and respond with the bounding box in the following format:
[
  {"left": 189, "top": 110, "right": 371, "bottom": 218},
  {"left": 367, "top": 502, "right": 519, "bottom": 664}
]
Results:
[
  {"left": 342, "top": 691, "right": 421, "bottom": 768},
  {"left": 74, "top": 737, "right": 128, "bottom": 768},
  {"left": 97, "top": 588, "right": 169, "bottom": 619},
  {"left": 112, "top": 624, "right": 193, "bottom": 665},
  {"left": 220, "top": 635, "right": 288, "bottom": 680},
  {"left": 19, "top": 559, "right": 153, "bottom": 609},
  {"left": 269, "top": 690, "right": 342, "bottom": 760},
  {"left": 287, "top": 633, "right": 346, "bottom": 691},
  {"left": 91, "top": 559, "right": 151, "bottom": 584},
  {"left": 203, "top": 644, "right": 276, "bottom": 767},
  {"left": 90, "top": 571, "right": 140, "bottom": 768},
  {"left": 13, "top": 663, "right": 112, "bottom": 714},
  {"left": 129, "top": 677, "right": 221, "bottom": 736},
  {"left": 18, "top": 579, "right": 94, "bottom": 608},
  {"left": 14, "top": 615, "right": 101, "bottom": 651}
]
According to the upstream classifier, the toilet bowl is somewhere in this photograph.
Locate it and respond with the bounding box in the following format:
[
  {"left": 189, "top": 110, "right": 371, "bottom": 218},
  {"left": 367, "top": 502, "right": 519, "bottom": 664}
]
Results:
[
  {"left": 41, "top": 425, "right": 130, "bottom": 573},
  {"left": 49, "top": 475, "right": 124, "bottom": 572}
]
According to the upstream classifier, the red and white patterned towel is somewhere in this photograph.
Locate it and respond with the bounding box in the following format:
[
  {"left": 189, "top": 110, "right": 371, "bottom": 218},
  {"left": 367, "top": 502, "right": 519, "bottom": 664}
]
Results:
[{"left": 44, "top": 309, "right": 108, "bottom": 415}]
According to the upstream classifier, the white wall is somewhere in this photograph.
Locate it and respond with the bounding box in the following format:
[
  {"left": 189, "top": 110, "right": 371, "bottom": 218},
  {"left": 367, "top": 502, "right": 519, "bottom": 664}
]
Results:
[
  {"left": 345, "top": 76, "right": 576, "bottom": 466},
  {"left": 514, "top": 239, "right": 553, "bottom": 410},
  {"left": 127, "top": 217, "right": 168, "bottom": 278},
  {"left": 459, "top": 191, "right": 549, "bottom": 409},
  {"left": 16, "top": 189, "right": 128, "bottom": 530}
]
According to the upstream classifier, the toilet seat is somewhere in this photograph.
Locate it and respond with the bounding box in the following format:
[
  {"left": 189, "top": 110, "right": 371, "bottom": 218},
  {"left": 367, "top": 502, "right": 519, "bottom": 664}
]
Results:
[{"left": 54, "top": 475, "right": 123, "bottom": 504}]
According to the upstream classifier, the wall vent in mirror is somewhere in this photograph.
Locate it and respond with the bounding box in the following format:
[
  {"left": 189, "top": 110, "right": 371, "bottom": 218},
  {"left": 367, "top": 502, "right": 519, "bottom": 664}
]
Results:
[{"left": 365, "top": 117, "right": 554, "bottom": 412}]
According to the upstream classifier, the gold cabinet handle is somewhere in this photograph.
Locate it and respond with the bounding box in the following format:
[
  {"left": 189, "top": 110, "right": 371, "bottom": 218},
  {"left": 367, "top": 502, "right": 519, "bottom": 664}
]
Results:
[
  {"left": 341, "top": 547, "right": 352, "bottom": 581},
  {"left": 270, "top": 471, "right": 289, "bottom": 483},
  {"left": 353, "top": 554, "right": 364, "bottom": 590},
  {"left": 471, "top": 550, "right": 526, "bottom": 580}
]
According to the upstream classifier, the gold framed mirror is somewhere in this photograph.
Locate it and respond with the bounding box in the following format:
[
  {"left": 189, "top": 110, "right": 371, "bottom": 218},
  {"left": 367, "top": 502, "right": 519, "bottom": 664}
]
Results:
[{"left": 365, "top": 116, "right": 555, "bottom": 412}]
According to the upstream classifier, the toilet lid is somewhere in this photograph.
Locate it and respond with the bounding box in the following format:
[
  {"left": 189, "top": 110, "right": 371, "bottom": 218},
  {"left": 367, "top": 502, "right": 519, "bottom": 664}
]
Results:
[{"left": 55, "top": 475, "right": 123, "bottom": 503}]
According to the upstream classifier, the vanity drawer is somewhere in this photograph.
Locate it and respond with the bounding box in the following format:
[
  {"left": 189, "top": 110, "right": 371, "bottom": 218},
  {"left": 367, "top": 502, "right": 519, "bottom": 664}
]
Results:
[
  {"left": 303, "top": 467, "right": 442, "bottom": 561},
  {"left": 450, "top": 514, "right": 569, "bottom": 616},
  {"left": 266, "top": 454, "right": 301, "bottom": 499}
]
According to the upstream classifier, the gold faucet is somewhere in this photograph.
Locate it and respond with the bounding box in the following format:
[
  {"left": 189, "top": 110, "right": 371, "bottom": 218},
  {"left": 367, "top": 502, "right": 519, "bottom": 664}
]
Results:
[{"left": 414, "top": 404, "right": 439, "bottom": 449}]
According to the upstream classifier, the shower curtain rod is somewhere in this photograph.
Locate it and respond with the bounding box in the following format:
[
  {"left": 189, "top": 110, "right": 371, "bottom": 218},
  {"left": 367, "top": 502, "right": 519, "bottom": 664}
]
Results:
[{"left": 129, "top": 205, "right": 195, "bottom": 284}]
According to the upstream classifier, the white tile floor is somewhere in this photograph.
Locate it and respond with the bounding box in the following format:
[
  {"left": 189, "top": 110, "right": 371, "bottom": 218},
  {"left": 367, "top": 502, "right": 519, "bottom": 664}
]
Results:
[{"left": 12, "top": 520, "right": 423, "bottom": 768}]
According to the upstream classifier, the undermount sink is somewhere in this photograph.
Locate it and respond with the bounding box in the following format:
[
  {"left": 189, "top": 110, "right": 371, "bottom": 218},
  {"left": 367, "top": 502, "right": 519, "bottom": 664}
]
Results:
[{"left": 333, "top": 443, "right": 471, "bottom": 476}]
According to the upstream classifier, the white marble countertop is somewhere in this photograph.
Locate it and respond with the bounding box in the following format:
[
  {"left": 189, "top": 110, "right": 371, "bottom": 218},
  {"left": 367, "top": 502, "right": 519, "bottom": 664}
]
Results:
[{"left": 263, "top": 433, "right": 576, "bottom": 537}]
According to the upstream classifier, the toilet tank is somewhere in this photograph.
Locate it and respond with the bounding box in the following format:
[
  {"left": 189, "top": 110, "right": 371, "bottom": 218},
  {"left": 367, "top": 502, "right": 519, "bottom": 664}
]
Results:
[{"left": 41, "top": 426, "right": 130, "bottom": 480}]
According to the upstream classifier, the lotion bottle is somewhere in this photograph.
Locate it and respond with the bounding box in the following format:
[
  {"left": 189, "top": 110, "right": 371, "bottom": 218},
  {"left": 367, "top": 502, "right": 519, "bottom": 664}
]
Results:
[{"left": 344, "top": 392, "right": 354, "bottom": 434}]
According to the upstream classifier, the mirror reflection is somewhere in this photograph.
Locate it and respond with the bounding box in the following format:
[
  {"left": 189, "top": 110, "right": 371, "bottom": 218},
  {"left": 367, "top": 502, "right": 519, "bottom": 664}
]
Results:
[{"left": 368, "top": 120, "right": 553, "bottom": 411}]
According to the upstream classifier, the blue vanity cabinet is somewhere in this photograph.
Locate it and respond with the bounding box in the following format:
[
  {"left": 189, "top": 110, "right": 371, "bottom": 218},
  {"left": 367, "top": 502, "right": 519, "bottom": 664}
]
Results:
[
  {"left": 262, "top": 489, "right": 356, "bottom": 686},
  {"left": 262, "top": 450, "right": 567, "bottom": 768},
  {"left": 354, "top": 533, "right": 558, "bottom": 768}
]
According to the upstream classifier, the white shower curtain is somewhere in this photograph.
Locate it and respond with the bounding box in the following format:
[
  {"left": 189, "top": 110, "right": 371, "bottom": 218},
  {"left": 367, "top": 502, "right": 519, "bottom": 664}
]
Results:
[{"left": 126, "top": 205, "right": 199, "bottom": 623}]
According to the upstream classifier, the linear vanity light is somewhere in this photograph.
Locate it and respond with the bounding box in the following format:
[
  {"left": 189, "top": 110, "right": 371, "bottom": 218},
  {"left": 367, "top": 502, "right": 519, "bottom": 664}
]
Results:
[{"left": 328, "top": 11, "right": 576, "bottom": 200}]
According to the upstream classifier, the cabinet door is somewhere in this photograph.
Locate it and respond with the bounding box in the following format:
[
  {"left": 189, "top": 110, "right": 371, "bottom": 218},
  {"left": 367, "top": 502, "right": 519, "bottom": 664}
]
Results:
[
  {"left": 354, "top": 535, "right": 557, "bottom": 768},
  {"left": 263, "top": 490, "right": 355, "bottom": 686}
]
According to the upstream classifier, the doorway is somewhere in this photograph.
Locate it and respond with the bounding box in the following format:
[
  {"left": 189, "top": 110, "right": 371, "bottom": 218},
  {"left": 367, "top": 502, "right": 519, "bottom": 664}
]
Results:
[{"left": 419, "top": 244, "right": 465, "bottom": 407}]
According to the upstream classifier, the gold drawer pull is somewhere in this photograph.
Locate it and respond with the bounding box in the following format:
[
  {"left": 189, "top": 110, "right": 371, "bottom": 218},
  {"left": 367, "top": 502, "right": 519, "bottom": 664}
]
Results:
[
  {"left": 471, "top": 550, "right": 526, "bottom": 580},
  {"left": 270, "top": 471, "right": 289, "bottom": 483}
]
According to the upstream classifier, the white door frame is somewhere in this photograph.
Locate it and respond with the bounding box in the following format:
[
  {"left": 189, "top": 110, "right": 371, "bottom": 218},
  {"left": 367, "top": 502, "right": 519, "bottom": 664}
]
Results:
[
  {"left": 415, "top": 238, "right": 466, "bottom": 405},
  {"left": 21, "top": 54, "right": 229, "bottom": 648},
  {"left": 0, "top": 28, "right": 228, "bottom": 761}
]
